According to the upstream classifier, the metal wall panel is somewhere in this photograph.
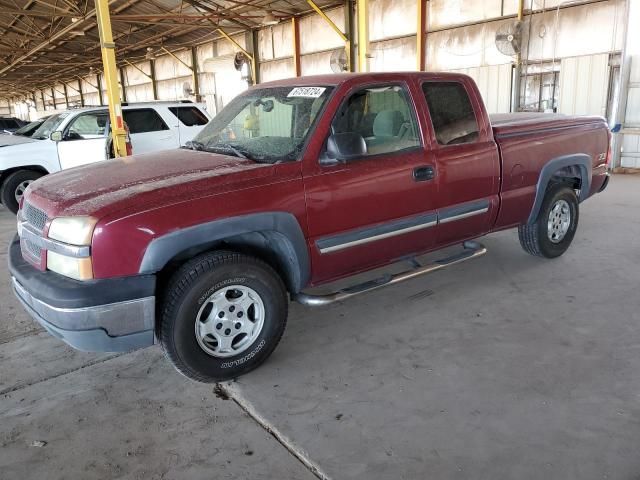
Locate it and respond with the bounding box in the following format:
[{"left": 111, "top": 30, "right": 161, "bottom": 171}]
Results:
[
  {"left": 558, "top": 53, "right": 609, "bottom": 116},
  {"left": 446, "top": 63, "right": 512, "bottom": 113},
  {"left": 370, "top": 0, "right": 417, "bottom": 41},
  {"left": 299, "top": 7, "right": 345, "bottom": 55},
  {"left": 260, "top": 58, "right": 295, "bottom": 82},
  {"left": 369, "top": 37, "right": 416, "bottom": 71}
]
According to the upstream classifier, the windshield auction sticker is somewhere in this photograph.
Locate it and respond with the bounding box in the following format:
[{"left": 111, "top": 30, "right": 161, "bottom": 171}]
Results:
[{"left": 287, "top": 87, "right": 326, "bottom": 98}]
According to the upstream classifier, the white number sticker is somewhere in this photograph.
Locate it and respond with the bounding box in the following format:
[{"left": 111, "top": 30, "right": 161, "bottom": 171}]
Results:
[{"left": 287, "top": 87, "right": 326, "bottom": 98}]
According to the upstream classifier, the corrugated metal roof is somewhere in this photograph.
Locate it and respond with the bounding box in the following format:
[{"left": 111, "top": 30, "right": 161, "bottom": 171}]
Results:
[{"left": 0, "top": 0, "right": 339, "bottom": 96}]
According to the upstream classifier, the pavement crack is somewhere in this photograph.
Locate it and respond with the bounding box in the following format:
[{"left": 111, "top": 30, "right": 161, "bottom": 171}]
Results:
[
  {"left": 0, "top": 353, "right": 122, "bottom": 396},
  {"left": 219, "top": 382, "right": 333, "bottom": 480}
]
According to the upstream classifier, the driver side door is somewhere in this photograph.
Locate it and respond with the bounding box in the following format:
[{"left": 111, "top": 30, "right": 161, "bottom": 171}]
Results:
[
  {"left": 303, "top": 82, "right": 439, "bottom": 285},
  {"left": 57, "top": 111, "right": 109, "bottom": 170}
]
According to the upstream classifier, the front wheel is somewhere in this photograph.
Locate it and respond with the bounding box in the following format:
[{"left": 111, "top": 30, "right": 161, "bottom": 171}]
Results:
[
  {"left": 1, "top": 170, "right": 44, "bottom": 214},
  {"left": 518, "top": 183, "right": 579, "bottom": 258},
  {"left": 160, "top": 251, "right": 288, "bottom": 383}
]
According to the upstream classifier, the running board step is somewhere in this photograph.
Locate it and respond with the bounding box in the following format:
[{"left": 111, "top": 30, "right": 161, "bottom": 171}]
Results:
[{"left": 293, "top": 241, "right": 487, "bottom": 307}]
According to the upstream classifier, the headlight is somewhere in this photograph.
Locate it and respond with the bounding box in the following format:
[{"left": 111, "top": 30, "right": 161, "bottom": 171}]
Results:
[
  {"left": 48, "top": 217, "right": 97, "bottom": 246},
  {"left": 47, "top": 251, "right": 93, "bottom": 281}
]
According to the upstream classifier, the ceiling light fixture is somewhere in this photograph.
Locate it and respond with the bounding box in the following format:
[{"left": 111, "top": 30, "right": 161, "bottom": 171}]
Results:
[{"left": 261, "top": 12, "right": 279, "bottom": 26}]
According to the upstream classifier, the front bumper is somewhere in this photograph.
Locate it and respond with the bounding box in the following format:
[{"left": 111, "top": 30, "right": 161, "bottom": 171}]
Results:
[{"left": 9, "top": 236, "right": 156, "bottom": 353}]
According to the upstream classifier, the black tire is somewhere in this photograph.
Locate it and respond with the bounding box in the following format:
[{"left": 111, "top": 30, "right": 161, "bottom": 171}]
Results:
[
  {"left": 1, "top": 170, "right": 44, "bottom": 214},
  {"left": 160, "top": 251, "right": 288, "bottom": 383},
  {"left": 518, "top": 183, "right": 579, "bottom": 258}
]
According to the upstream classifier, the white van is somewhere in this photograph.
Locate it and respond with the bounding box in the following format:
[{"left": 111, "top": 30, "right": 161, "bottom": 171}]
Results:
[{"left": 0, "top": 101, "right": 210, "bottom": 213}]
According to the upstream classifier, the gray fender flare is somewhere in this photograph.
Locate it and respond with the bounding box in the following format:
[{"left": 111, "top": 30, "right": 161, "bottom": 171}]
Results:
[
  {"left": 139, "top": 212, "right": 310, "bottom": 293},
  {"left": 527, "top": 153, "right": 592, "bottom": 224}
]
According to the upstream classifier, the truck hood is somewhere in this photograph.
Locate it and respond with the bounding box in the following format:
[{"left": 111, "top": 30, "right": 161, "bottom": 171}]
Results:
[
  {"left": 26, "top": 149, "right": 275, "bottom": 218},
  {"left": 0, "top": 134, "right": 37, "bottom": 147}
]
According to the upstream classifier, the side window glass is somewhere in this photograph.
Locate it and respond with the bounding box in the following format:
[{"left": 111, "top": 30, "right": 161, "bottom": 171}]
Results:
[
  {"left": 422, "top": 82, "right": 480, "bottom": 145},
  {"left": 66, "top": 113, "right": 108, "bottom": 140},
  {"left": 331, "top": 85, "right": 420, "bottom": 157},
  {"left": 123, "top": 109, "right": 169, "bottom": 134},
  {"left": 168, "top": 107, "right": 209, "bottom": 126}
]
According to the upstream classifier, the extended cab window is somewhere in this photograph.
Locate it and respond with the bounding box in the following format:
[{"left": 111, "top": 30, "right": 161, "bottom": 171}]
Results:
[
  {"left": 123, "top": 109, "right": 169, "bottom": 134},
  {"left": 168, "top": 106, "right": 208, "bottom": 126},
  {"left": 331, "top": 85, "right": 420, "bottom": 156},
  {"left": 66, "top": 112, "right": 108, "bottom": 140},
  {"left": 422, "top": 82, "right": 480, "bottom": 146}
]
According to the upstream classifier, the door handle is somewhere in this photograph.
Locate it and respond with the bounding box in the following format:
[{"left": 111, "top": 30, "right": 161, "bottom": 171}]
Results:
[{"left": 413, "top": 165, "right": 435, "bottom": 182}]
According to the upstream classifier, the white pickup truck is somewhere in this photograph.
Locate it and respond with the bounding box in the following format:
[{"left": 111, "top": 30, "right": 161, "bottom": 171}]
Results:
[{"left": 0, "top": 101, "right": 210, "bottom": 213}]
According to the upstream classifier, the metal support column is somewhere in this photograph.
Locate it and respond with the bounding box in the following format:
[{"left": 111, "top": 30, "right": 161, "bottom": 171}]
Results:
[
  {"left": 119, "top": 67, "right": 127, "bottom": 103},
  {"left": 149, "top": 60, "right": 159, "bottom": 100},
  {"left": 356, "top": 0, "right": 369, "bottom": 72},
  {"left": 291, "top": 17, "right": 301, "bottom": 76},
  {"left": 78, "top": 79, "right": 85, "bottom": 106},
  {"left": 95, "top": 0, "right": 127, "bottom": 157},
  {"left": 191, "top": 47, "right": 201, "bottom": 101},
  {"left": 511, "top": 0, "right": 524, "bottom": 112},
  {"left": 344, "top": 0, "right": 355, "bottom": 72},
  {"left": 40, "top": 90, "right": 45, "bottom": 111},
  {"left": 416, "top": 0, "right": 427, "bottom": 71},
  {"left": 96, "top": 74, "right": 104, "bottom": 106},
  {"left": 62, "top": 84, "right": 69, "bottom": 108},
  {"left": 51, "top": 88, "right": 56, "bottom": 109}
]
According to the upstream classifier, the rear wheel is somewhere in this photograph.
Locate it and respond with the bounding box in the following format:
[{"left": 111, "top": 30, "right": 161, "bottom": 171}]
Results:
[
  {"left": 160, "top": 251, "right": 288, "bottom": 383},
  {"left": 1, "top": 170, "right": 44, "bottom": 214},
  {"left": 518, "top": 183, "right": 579, "bottom": 258}
]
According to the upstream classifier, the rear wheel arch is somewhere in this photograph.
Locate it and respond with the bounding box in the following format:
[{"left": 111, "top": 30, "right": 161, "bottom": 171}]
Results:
[
  {"left": 527, "top": 154, "right": 591, "bottom": 224},
  {"left": 141, "top": 212, "right": 310, "bottom": 294}
]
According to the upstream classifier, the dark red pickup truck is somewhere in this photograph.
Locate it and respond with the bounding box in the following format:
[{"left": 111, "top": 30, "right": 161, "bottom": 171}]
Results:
[{"left": 10, "top": 72, "right": 610, "bottom": 382}]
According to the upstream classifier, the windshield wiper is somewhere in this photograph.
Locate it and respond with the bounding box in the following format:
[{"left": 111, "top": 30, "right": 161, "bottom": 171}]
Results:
[{"left": 184, "top": 140, "right": 205, "bottom": 151}]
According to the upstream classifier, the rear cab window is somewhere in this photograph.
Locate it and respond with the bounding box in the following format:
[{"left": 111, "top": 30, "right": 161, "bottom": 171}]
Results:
[
  {"left": 422, "top": 81, "right": 480, "bottom": 146},
  {"left": 123, "top": 109, "right": 169, "bottom": 134},
  {"left": 168, "top": 106, "right": 209, "bottom": 126}
]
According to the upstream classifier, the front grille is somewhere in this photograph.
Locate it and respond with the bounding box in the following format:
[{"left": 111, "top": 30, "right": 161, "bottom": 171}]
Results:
[
  {"left": 23, "top": 202, "right": 48, "bottom": 232},
  {"left": 23, "top": 238, "right": 42, "bottom": 261}
]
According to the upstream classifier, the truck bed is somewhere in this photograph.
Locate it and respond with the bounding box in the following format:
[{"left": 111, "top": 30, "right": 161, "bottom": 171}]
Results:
[{"left": 490, "top": 112, "right": 606, "bottom": 137}]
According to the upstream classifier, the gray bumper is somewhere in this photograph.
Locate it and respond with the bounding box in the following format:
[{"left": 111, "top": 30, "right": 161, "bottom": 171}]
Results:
[{"left": 12, "top": 276, "right": 155, "bottom": 353}]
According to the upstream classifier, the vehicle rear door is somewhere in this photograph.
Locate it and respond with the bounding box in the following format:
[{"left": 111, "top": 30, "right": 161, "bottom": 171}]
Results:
[
  {"left": 123, "top": 108, "right": 178, "bottom": 154},
  {"left": 419, "top": 78, "right": 500, "bottom": 246},
  {"left": 167, "top": 105, "right": 210, "bottom": 146},
  {"left": 303, "top": 81, "right": 439, "bottom": 284},
  {"left": 56, "top": 111, "right": 109, "bottom": 169}
]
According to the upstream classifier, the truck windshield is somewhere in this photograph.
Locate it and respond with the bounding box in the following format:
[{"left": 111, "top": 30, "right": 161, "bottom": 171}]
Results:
[
  {"left": 191, "top": 86, "right": 334, "bottom": 163},
  {"left": 31, "top": 113, "right": 69, "bottom": 140}
]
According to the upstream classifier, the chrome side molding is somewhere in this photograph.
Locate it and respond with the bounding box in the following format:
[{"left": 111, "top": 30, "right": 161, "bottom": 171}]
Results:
[{"left": 293, "top": 240, "right": 487, "bottom": 307}]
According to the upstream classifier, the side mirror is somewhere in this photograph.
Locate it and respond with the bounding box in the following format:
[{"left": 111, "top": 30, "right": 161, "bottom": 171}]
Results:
[
  {"left": 323, "top": 132, "right": 367, "bottom": 164},
  {"left": 50, "top": 131, "right": 63, "bottom": 142}
]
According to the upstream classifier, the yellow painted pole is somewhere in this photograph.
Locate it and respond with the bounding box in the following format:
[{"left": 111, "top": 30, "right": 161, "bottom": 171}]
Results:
[
  {"left": 94, "top": 0, "right": 127, "bottom": 157},
  {"left": 356, "top": 0, "right": 369, "bottom": 72}
]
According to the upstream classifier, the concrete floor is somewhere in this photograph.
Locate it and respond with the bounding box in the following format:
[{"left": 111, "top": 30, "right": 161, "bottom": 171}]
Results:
[{"left": 1, "top": 175, "right": 640, "bottom": 480}]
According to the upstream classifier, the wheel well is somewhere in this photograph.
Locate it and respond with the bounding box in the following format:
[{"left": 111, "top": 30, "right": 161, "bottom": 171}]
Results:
[
  {"left": 549, "top": 165, "right": 582, "bottom": 191},
  {"left": 155, "top": 232, "right": 301, "bottom": 300},
  {"left": 0, "top": 166, "right": 48, "bottom": 189}
]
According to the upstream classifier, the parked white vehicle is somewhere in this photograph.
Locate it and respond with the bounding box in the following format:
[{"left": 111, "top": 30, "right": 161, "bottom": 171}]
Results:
[{"left": 0, "top": 101, "right": 210, "bottom": 213}]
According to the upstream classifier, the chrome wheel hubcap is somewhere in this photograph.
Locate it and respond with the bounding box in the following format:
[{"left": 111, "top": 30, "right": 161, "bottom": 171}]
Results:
[
  {"left": 195, "top": 285, "right": 265, "bottom": 358},
  {"left": 14, "top": 180, "right": 33, "bottom": 203},
  {"left": 547, "top": 199, "right": 571, "bottom": 243}
]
